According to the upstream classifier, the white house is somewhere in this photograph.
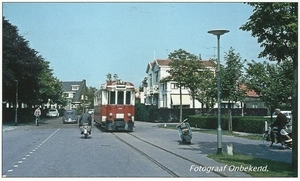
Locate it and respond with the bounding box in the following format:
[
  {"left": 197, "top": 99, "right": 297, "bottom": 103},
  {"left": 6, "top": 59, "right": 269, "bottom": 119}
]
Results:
[{"left": 144, "top": 59, "right": 218, "bottom": 109}]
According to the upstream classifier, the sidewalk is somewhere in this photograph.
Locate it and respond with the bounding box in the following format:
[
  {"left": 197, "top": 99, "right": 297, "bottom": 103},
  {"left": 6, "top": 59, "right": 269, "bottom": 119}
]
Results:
[
  {"left": 155, "top": 122, "right": 292, "bottom": 163},
  {"left": 2, "top": 120, "right": 35, "bottom": 132}
]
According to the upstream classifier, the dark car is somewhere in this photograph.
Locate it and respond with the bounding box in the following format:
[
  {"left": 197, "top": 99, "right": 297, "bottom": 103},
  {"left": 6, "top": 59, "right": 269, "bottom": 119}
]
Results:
[{"left": 62, "top": 110, "right": 78, "bottom": 124}]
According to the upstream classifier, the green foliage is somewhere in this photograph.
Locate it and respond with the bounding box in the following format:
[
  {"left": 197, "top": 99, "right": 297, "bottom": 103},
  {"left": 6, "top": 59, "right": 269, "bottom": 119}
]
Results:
[
  {"left": 86, "top": 86, "right": 97, "bottom": 108},
  {"left": 161, "top": 49, "right": 199, "bottom": 121},
  {"left": 161, "top": 49, "right": 217, "bottom": 119},
  {"left": 208, "top": 153, "right": 297, "bottom": 177},
  {"left": 240, "top": 3, "right": 297, "bottom": 62},
  {"left": 221, "top": 47, "right": 246, "bottom": 105},
  {"left": 245, "top": 60, "right": 293, "bottom": 110},
  {"left": 135, "top": 100, "right": 150, "bottom": 122},
  {"left": 241, "top": 2, "right": 297, "bottom": 168},
  {"left": 2, "top": 17, "right": 63, "bottom": 106},
  {"left": 187, "top": 115, "right": 268, "bottom": 134}
]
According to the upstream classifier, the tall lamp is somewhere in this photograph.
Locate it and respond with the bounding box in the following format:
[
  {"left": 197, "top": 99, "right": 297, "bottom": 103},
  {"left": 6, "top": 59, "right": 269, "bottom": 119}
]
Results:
[
  {"left": 208, "top": 29, "right": 229, "bottom": 154},
  {"left": 15, "top": 80, "right": 18, "bottom": 126}
]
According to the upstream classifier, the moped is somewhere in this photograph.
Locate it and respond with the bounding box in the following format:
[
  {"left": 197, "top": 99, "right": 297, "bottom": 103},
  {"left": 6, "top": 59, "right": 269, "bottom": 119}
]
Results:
[
  {"left": 176, "top": 118, "right": 192, "bottom": 144},
  {"left": 262, "top": 123, "right": 292, "bottom": 149},
  {"left": 80, "top": 123, "right": 91, "bottom": 139}
]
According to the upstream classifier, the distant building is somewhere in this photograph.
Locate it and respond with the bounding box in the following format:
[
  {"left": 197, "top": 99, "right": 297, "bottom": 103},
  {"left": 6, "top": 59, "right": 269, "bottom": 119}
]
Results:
[
  {"left": 242, "top": 85, "right": 267, "bottom": 109},
  {"left": 61, "top": 79, "right": 88, "bottom": 110},
  {"left": 142, "top": 59, "right": 266, "bottom": 110},
  {"left": 143, "top": 59, "right": 216, "bottom": 109}
]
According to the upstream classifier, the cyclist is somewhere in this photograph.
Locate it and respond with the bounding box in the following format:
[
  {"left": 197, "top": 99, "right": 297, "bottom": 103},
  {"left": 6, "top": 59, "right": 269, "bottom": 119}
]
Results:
[
  {"left": 34, "top": 106, "right": 41, "bottom": 126},
  {"left": 271, "top": 108, "right": 292, "bottom": 142}
]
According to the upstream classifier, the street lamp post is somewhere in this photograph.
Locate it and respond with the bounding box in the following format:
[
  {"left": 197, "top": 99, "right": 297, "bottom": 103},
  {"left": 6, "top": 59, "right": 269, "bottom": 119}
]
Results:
[
  {"left": 208, "top": 29, "right": 229, "bottom": 154},
  {"left": 15, "top": 80, "right": 18, "bottom": 126}
]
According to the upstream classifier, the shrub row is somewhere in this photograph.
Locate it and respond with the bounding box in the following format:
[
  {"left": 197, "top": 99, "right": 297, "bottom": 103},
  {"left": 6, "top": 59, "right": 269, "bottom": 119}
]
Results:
[{"left": 187, "top": 115, "right": 270, "bottom": 134}]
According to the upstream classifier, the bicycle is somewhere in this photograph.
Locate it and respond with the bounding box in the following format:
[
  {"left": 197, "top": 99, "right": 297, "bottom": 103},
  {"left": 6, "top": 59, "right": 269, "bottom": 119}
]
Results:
[
  {"left": 35, "top": 116, "right": 40, "bottom": 126},
  {"left": 262, "top": 125, "right": 292, "bottom": 149},
  {"left": 262, "top": 128, "right": 273, "bottom": 147}
]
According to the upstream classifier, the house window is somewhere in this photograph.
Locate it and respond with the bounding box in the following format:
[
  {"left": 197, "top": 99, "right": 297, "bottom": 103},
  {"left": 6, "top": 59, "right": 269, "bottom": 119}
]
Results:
[
  {"left": 149, "top": 74, "right": 152, "bottom": 87},
  {"left": 71, "top": 85, "right": 80, "bottom": 90},
  {"left": 171, "top": 83, "right": 178, "bottom": 89},
  {"left": 63, "top": 93, "right": 69, "bottom": 98},
  {"left": 162, "top": 83, "right": 166, "bottom": 91},
  {"left": 155, "top": 71, "right": 159, "bottom": 83},
  {"left": 252, "top": 104, "right": 258, "bottom": 108}
]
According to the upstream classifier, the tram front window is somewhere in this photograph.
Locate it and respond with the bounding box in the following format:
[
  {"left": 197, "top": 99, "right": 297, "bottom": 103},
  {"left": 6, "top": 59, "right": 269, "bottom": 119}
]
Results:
[
  {"left": 126, "top": 91, "right": 131, "bottom": 105},
  {"left": 109, "top": 91, "right": 115, "bottom": 104},
  {"left": 117, "top": 91, "right": 124, "bottom": 104}
]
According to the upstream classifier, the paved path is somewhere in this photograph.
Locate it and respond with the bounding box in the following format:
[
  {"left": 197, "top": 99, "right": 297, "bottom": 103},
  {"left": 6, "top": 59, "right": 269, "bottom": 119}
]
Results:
[{"left": 142, "top": 122, "right": 293, "bottom": 164}]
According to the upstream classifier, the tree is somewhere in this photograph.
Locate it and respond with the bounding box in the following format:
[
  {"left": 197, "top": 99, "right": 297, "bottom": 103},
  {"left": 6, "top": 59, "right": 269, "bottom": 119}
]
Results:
[
  {"left": 161, "top": 49, "right": 198, "bottom": 122},
  {"left": 2, "top": 17, "right": 64, "bottom": 110},
  {"left": 86, "top": 86, "right": 97, "bottom": 108},
  {"left": 3, "top": 17, "right": 42, "bottom": 105},
  {"left": 245, "top": 60, "right": 293, "bottom": 114},
  {"left": 221, "top": 47, "right": 246, "bottom": 108},
  {"left": 219, "top": 48, "right": 247, "bottom": 132},
  {"left": 192, "top": 60, "right": 216, "bottom": 112},
  {"left": 240, "top": 2, "right": 297, "bottom": 168}
]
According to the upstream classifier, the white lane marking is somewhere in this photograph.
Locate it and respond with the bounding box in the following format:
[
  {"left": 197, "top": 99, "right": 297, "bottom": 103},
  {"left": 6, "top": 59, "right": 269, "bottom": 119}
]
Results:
[{"left": 3, "top": 128, "right": 60, "bottom": 176}]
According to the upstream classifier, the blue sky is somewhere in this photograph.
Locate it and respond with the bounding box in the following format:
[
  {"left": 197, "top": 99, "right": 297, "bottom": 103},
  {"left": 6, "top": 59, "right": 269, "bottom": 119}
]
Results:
[{"left": 2, "top": 2, "right": 266, "bottom": 88}]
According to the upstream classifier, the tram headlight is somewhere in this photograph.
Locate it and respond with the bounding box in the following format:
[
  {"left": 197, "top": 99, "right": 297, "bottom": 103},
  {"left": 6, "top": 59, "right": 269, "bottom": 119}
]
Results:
[
  {"left": 109, "top": 113, "right": 113, "bottom": 117},
  {"left": 127, "top": 113, "right": 131, "bottom": 118}
]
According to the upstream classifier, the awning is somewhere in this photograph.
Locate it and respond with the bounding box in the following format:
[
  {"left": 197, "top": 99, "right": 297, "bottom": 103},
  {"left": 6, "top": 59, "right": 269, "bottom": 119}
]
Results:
[{"left": 171, "top": 95, "right": 190, "bottom": 105}]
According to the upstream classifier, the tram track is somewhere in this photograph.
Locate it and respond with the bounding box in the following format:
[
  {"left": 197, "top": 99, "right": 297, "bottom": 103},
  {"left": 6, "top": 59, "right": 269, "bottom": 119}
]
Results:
[
  {"left": 112, "top": 132, "right": 228, "bottom": 177},
  {"left": 112, "top": 132, "right": 179, "bottom": 177}
]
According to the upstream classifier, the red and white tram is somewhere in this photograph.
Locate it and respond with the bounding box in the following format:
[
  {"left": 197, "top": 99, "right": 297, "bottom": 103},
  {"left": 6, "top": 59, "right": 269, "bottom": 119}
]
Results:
[{"left": 94, "top": 80, "right": 135, "bottom": 131}]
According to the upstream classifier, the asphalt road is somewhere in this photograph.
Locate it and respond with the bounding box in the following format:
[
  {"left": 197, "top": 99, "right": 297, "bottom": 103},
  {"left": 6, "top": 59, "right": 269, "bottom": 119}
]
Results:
[{"left": 2, "top": 117, "right": 292, "bottom": 178}]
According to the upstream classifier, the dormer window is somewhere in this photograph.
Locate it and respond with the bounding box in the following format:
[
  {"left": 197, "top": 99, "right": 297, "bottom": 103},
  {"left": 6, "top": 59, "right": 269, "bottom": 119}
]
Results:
[{"left": 72, "top": 85, "right": 79, "bottom": 90}]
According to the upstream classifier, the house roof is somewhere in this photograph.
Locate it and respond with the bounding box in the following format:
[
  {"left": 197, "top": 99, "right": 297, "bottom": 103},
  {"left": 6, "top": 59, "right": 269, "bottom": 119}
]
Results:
[
  {"left": 156, "top": 59, "right": 172, "bottom": 66},
  {"left": 246, "top": 90, "right": 259, "bottom": 97},
  {"left": 146, "top": 59, "right": 215, "bottom": 73},
  {"left": 62, "top": 80, "right": 86, "bottom": 102},
  {"left": 241, "top": 84, "right": 259, "bottom": 97}
]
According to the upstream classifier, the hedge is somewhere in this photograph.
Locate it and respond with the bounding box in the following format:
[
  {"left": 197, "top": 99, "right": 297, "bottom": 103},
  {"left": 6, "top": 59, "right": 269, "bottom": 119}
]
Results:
[{"left": 187, "top": 115, "right": 269, "bottom": 134}]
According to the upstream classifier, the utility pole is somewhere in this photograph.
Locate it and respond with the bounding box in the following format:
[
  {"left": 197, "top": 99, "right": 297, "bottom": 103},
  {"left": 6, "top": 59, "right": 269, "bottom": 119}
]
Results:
[{"left": 15, "top": 80, "right": 18, "bottom": 126}]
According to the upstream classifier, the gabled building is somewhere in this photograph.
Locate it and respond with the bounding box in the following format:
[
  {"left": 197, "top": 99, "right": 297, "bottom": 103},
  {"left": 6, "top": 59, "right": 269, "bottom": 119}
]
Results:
[
  {"left": 143, "top": 59, "right": 216, "bottom": 109},
  {"left": 61, "top": 79, "right": 87, "bottom": 110},
  {"left": 143, "top": 58, "right": 267, "bottom": 111},
  {"left": 241, "top": 85, "right": 267, "bottom": 109}
]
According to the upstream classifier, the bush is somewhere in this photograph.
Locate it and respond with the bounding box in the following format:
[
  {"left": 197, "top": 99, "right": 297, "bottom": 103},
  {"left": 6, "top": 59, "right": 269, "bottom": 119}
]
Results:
[
  {"left": 187, "top": 115, "right": 268, "bottom": 134},
  {"left": 135, "top": 102, "right": 151, "bottom": 122}
]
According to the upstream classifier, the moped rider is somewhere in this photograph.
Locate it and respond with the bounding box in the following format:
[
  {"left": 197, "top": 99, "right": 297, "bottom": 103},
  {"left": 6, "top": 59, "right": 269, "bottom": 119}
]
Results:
[
  {"left": 79, "top": 109, "right": 92, "bottom": 134},
  {"left": 271, "top": 108, "right": 292, "bottom": 143}
]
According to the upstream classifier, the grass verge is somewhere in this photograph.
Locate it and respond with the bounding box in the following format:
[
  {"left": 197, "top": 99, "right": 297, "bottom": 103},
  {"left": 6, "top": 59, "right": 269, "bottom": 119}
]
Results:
[
  {"left": 207, "top": 153, "right": 297, "bottom": 177},
  {"left": 158, "top": 124, "right": 263, "bottom": 140}
]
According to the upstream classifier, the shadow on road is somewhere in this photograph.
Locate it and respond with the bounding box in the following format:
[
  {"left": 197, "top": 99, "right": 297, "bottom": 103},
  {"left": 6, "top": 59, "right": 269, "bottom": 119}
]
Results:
[{"left": 177, "top": 140, "right": 292, "bottom": 163}]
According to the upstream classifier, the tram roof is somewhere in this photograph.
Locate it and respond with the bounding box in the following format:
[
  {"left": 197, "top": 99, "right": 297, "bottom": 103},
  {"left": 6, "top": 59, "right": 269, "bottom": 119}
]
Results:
[
  {"left": 99, "top": 80, "right": 135, "bottom": 91},
  {"left": 106, "top": 81, "right": 134, "bottom": 86}
]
